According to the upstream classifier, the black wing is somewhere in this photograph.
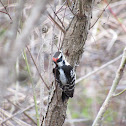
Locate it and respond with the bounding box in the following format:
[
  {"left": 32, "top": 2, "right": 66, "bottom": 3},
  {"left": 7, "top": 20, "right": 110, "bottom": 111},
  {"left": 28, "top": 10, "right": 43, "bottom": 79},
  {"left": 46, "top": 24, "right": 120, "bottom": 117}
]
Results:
[
  {"left": 53, "top": 67, "right": 61, "bottom": 84},
  {"left": 53, "top": 65, "right": 76, "bottom": 102},
  {"left": 61, "top": 65, "right": 75, "bottom": 98}
]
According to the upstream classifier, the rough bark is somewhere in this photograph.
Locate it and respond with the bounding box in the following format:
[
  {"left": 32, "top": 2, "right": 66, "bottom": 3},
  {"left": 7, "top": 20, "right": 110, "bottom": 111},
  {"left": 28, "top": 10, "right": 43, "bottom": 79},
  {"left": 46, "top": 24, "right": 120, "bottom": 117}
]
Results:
[
  {"left": 41, "top": 0, "right": 95, "bottom": 126},
  {"left": 62, "top": 0, "right": 94, "bottom": 67}
]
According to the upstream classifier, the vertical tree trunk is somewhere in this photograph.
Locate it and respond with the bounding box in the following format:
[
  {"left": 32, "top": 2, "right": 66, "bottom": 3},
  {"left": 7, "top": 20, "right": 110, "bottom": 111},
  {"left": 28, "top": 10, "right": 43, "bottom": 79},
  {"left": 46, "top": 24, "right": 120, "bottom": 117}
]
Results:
[{"left": 41, "top": 0, "right": 94, "bottom": 126}]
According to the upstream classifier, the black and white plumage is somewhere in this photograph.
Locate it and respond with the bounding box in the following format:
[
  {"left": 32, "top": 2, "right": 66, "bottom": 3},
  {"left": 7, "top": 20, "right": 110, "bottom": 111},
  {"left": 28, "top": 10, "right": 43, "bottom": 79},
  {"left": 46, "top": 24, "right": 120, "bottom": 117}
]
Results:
[{"left": 52, "top": 51, "right": 76, "bottom": 102}]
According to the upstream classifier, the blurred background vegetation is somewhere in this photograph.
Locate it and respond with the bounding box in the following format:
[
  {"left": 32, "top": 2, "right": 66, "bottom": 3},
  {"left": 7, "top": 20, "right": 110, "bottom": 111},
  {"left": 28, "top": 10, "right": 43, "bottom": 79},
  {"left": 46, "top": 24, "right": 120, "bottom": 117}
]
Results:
[{"left": 0, "top": 0, "right": 126, "bottom": 126}]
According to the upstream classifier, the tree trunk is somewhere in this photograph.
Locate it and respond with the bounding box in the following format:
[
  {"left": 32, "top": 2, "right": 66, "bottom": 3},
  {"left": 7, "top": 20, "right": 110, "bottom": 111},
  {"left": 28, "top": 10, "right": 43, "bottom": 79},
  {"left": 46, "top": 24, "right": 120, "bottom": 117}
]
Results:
[{"left": 41, "top": 0, "right": 95, "bottom": 126}]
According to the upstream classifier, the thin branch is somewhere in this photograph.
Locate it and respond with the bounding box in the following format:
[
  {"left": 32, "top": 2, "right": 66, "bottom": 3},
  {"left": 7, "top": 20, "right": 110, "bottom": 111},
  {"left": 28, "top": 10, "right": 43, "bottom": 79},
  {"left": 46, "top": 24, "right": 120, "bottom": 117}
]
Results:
[
  {"left": 0, "top": 108, "right": 31, "bottom": 126},
  {"left": 0, "top": 10, "right": 8, "bottom": 14},
  {"left": 0, "top": 0, "right": 12, "bottom": 21},
  {"left": 49, "top": 3, "right": 65, "bottom": 29},
  {"left": 113, "top": 88, "right": 126, "bottom": 97},
  {"left": 9, "top": 0, "right": 50, "bottom": 64},
  {"left": 92, "top": 47, "right": 126, "bottom": 126},
  {"left": 5, "top": 0, "right": 25, "bottom": 54},
  {"left": 59, "top": 5, "right": 67, "bottom": 49},
  {"left": 104, "top": 0, "right": 126, "bottom": 33},
  {"left": 66, "top": 0, "right": 76, "bottom": 16},
  {"left": 48, "top": 12, "right": 66, "bottom": 34},
  {"left": 26, "top": 46, "right": 49, "bottom": 90},
  {"left": 7, "top": 99, "right": 37, "bottom": 125},
  {"left": 90, "top": 0, "right": 112, "bottom": 29},
  {"left": 56, "top": 1, "right": 66, "bottom": 14},
  {"left": 76, "top": 54, "right": 122, "bottom": 84},
  {"left": 0, "top": 101, "right": 40, "bottom": 125}
]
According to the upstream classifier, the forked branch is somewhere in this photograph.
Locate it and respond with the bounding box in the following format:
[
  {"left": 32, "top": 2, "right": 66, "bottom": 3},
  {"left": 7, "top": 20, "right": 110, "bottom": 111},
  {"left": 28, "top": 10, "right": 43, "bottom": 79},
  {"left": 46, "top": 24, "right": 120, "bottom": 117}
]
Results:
[{"left": 92, "top": 47, "right": 126, "bottom": 126}]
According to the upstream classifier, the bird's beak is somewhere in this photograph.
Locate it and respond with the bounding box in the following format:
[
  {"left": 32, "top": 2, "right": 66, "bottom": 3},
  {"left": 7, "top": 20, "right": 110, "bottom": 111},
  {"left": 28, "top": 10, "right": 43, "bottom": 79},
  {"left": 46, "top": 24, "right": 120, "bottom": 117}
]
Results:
[{"left": 53, "top": 57, "right": 58, "bottom": 63}]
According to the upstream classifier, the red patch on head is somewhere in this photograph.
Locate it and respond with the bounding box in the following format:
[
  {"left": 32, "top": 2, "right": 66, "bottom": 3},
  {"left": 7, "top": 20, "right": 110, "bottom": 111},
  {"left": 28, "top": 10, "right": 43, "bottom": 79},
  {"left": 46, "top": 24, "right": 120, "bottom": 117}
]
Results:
[{"left": 53, "top": 57, "right": 59, "bottom": 62}]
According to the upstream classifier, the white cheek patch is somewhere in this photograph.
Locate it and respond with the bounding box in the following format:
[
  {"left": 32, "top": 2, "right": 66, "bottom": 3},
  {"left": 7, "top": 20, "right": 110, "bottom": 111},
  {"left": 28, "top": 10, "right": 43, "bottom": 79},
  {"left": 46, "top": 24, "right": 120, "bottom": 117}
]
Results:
[{"left": 58, "top": 53, "right": 62, "bottom": 59}]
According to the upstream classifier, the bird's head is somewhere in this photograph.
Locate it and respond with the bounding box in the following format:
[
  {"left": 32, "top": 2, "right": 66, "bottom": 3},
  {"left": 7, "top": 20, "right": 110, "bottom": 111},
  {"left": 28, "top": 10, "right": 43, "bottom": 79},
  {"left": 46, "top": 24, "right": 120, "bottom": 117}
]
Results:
[{"left": 53, "top": 51, "right": 66, "bottom": 67}]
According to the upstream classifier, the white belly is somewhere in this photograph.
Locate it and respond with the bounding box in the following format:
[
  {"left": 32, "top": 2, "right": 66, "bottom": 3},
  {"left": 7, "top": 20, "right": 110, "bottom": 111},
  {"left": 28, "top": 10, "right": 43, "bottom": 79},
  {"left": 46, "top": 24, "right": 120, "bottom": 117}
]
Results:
[{"left": 59, "top": 69, "right": 67, "bottom": 84}]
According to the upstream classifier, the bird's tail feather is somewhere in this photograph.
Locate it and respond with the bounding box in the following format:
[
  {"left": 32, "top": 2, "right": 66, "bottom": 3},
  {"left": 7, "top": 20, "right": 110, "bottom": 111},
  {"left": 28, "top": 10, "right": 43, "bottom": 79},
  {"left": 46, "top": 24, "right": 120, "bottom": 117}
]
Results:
[{"left": 62, "top": 92, "right": 69, "bottom": 102}]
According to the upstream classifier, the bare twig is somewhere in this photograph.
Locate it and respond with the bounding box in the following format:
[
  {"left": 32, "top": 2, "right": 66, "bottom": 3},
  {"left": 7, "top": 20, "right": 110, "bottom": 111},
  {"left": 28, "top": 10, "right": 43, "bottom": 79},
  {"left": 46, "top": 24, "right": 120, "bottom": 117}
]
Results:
[
  {"left": 90, "top": 0, "right": 112, "bottom": 29},
  {"left": 66, "top": 0, "right": 76, "bottom": 16},
  {"left": 9, "top": 0, "right": 50, "bottom": 63},
  {"left": 56, "top": 1, "right": 66, "bottom": 14},
  {"left": 48, "top": 12, "right": 66, "bottom": 33},
  {"left": 0, "top": 108, "right": 31, "bottom": 126},
  {"left": 26, "top": 46, "right": 49, "bottom": 90},
  {"left": 0, "top": 0, "right": 12, "bottom": 21},
  {"left": 7, "top": 99, "right": 37, "bottom": 125},
  {"left": 92, "top": 47, "right": 126, "bottom": 126},
  {"left": 104, "top": 0, "right": 126, "bottom": 33},
  {"left": 5, "top": 0, "right": 25, "bottom": 56},
  {"left": 113, "top": 88, "right": 126, "bottom": 97},
  {"left": 49, "top": 3, "right": 65, "bottom": 29},
  {"left": 76, "top": 54, "right": 122, "bottom": 84},
  {"left": 59, "top": 5, "right": 67, "bottom": 49},
  {"left": 0, "top": 10, "right": 8, "bottom": 14},
  {"left": 0, "top": 101, "right": 40, "bottom": 125}
]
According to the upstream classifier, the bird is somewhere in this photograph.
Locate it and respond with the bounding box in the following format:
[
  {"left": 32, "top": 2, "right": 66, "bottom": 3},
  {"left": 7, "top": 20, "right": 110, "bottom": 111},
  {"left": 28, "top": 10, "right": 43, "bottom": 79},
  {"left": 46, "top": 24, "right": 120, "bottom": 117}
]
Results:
[{"left": 52, "top": 50, "right": 76, "bottom": 102}]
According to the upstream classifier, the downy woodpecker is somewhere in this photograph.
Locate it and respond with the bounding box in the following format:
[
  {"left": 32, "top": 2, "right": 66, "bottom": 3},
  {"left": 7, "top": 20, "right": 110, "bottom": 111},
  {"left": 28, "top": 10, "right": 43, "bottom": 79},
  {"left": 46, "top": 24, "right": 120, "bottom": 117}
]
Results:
[{"left": 53, "top": 51, "right": 76, "bottom": 102}]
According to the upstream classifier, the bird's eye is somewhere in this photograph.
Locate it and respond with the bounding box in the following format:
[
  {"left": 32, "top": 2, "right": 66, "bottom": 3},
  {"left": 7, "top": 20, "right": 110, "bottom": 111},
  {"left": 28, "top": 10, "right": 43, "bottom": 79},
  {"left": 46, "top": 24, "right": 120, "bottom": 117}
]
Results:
[{"left": 57, "top": 56, "right": 62, "bottom": 62}]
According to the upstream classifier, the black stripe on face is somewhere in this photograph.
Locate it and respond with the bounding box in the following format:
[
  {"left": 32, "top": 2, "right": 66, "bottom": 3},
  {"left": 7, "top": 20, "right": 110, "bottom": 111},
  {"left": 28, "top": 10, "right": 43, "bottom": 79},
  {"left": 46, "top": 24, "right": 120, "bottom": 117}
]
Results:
[
  {"left": 57, "top": 56, "right": 62, "bottom": 62},
  {"left": 53, "top": 51, "right": 63, "bottom": 63}
]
